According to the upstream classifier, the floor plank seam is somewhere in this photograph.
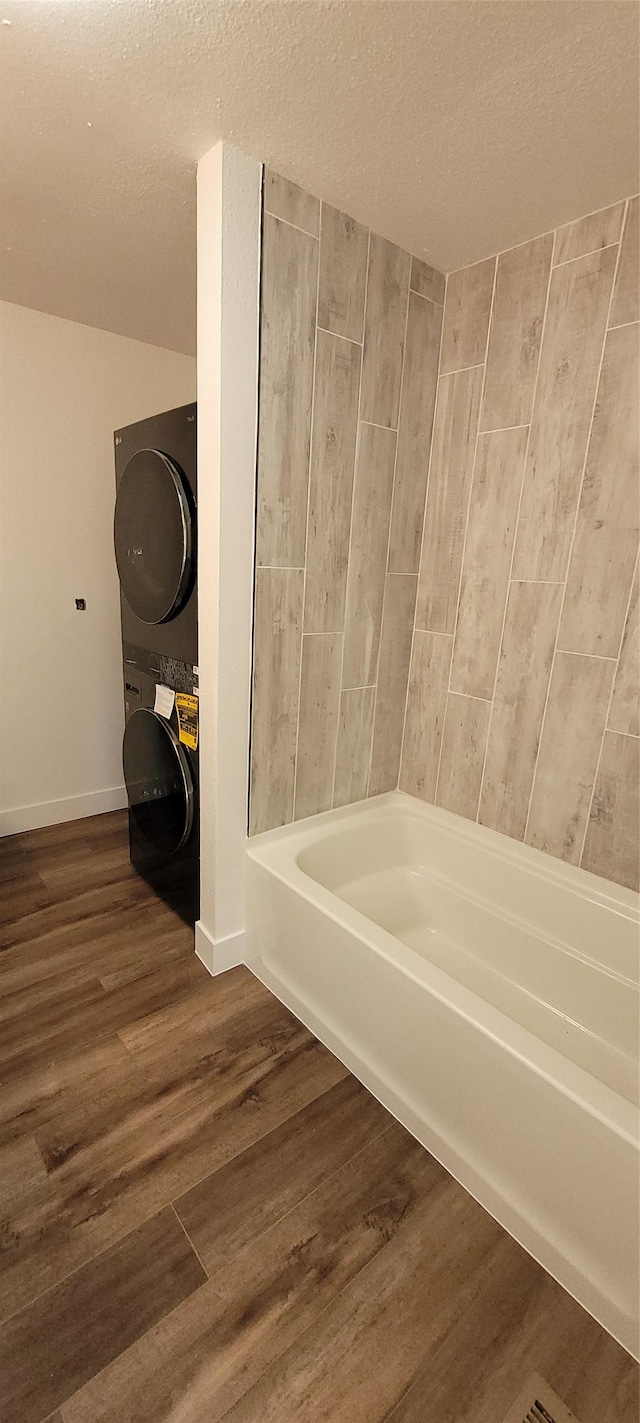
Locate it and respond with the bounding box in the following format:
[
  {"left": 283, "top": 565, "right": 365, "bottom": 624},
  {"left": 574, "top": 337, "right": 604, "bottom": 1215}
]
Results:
[
  {"left": 172, "top": 1116, "right": 397, "bottom": 1280},
  {"left": 170, "top": 1202, "right": 210, "bottom": 1279},
  {"left": 0, "top": 1199, "right": 186, "bottom": 1332},
  {"left": 212, "top": 1170, "right": 457, "bottom": 1423}
]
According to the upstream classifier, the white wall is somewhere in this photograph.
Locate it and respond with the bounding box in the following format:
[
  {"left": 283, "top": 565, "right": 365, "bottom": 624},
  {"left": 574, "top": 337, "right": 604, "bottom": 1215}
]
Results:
[
  {"left": 0, "top": 300, "right": 196, "bottom": 834},
  {"left": 196, "top": 143, "right": 262, "bottom": 975}
]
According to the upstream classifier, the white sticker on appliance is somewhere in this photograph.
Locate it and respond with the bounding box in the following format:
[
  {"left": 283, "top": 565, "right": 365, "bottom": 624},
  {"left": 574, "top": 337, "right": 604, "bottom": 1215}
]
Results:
[{"left": 154, "top": 683, "right": 175, "bottom": 719}]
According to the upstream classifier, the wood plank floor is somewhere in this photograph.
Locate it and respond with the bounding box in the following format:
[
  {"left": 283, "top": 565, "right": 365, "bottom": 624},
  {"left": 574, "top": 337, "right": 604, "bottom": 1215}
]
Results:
[{"left": 0, "top": 810, "right": 637, "bottom": 1423}]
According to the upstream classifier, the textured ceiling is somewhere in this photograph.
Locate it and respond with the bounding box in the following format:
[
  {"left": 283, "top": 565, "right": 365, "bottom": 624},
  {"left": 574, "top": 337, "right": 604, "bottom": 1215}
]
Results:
[{"left": 1, "top": 0, "right": 638, "bottom": 355}]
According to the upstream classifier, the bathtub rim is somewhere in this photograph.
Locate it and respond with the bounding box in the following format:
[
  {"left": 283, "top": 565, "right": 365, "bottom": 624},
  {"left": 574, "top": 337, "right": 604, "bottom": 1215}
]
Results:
[{"left": 246, "top": 791, "right": 639, "bottom": 1144}]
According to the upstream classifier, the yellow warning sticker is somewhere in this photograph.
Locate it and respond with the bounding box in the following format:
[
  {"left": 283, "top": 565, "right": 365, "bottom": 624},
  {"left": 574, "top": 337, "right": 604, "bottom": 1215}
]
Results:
[{"left": 175, "top": 693, "right": 199, "bottom": 751}]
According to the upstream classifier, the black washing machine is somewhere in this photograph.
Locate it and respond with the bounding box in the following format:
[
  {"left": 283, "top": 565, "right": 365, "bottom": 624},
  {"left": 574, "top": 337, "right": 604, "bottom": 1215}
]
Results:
[
  {"left": 114, "top": 403, "right": 197, "bottom": 664},
  {"left": 114, "top": 405, "right": 199, "bottom": 923},
  {"left": 122, "top": 645, "right": 199, "bottom": 924}
]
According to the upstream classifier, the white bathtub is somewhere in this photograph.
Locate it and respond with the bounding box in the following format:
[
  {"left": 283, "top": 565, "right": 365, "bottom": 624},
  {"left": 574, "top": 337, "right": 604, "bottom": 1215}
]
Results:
[{"left": 245, "top": 791, "right": 639, "bottom": 1358}]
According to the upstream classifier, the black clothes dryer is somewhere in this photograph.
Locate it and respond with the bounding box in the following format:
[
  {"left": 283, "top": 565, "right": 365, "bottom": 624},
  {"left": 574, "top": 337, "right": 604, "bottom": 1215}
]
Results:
[
  {"left": 114, "top": 403, "right": 197, "bottom": 664},
  {"left": 122, "top": 645, "right": 199, "bottom": 924},
  {"left": 114, "top": 404, "right": 199, "bottom": 923}
]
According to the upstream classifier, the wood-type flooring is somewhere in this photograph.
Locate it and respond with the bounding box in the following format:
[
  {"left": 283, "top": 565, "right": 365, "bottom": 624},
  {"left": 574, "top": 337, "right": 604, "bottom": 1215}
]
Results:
[{"left": 0, "top": 810, "right": 637, "bottom": 1423}]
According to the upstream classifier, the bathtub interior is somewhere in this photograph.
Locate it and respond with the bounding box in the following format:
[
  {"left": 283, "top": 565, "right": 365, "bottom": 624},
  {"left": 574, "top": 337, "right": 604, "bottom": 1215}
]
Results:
[{"left": 295, "top": 803, "right": 640, "bottom": 1106}]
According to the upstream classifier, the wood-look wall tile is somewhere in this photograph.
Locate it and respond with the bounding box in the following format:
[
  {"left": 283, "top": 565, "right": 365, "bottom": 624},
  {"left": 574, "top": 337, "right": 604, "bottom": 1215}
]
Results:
[
  {"left": 450, "top": 427, "right": 528, "bottom": 700},
  {"left": 342, "top": 424, "right": 397, "bottom": 688},
  {"left": 608, "top": 567, "right": 639, "bottom": 737},
  {"left": 333, "top": 687, "right": 376, "bottom": 808},
  {"left": 479, "top": 582, "right": 562, "bottom": 839},
  {"left": 559, "top": 324, "right": 639, "bottom": 656},
  {"left": 264, "top": 169, "right": 320, "bottom": 236},
  {"left": 304, "top": 332, "right": 361, "bottom": 633},
  {"left": 512, "top": 244, "right": 617, "bottom": 581},
  {"left": 480, "top": 234, "right": 552, "bottom": 431},
  {"left": 439, "top": 257, "right": 495, "bottom": 375},
  {"left": 256, "top": 214, "right": 318, "bottom": 567},
  {"left": 399, "top": 632, "right": 452, "bottom": 803},
  {"left": 410, "top": 256, "right": 445, "bottom": 306},
  {"left": 582, "top": 732, "right": 640, "bottom": 892},
  {"left": 317, "top": 205, "right": 368, "bottom": 342},
  {"left": 415, "top": 364, "right": 483, "bottom": 634},
  {"left": 525, "top": 652, "right": 615, "bottom": 864},
  {"left": 609, "top": 195, "right": 639, "bottom": 327},
  {"left": 368, "top": 576, "right": 417, "bottom": 796},
  {"left": 0, "top": 1208, "right": 205, "bottom": 1423},
  {"left": 436, "top": 694, "right": 491, "bottom": 821},
  {"left": 553, "top": 202, "right": 625, "bottom": 266},
  {"left": 250, "top": 568, "right": 304, "bottom": 835},
  {"left": 359, "top": 233, "right": 410, "bottom": 428},
  {"left": 388, "top": 291, "right": 443, "bottom": 573},
  {"left": 294, "top": 634, "right": 342, "bottom": 820}
]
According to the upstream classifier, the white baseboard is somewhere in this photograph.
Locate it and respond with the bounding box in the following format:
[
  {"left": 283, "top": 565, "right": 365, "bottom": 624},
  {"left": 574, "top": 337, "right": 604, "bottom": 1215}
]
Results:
[
  {"left": 195, "top": 920, "right": 247, "bottom": 976},
  {"left": 0, "top": 786, "right": 128, "bottom": 838}
]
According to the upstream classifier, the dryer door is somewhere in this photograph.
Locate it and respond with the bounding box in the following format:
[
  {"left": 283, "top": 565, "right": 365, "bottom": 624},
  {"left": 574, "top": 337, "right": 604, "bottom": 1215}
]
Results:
[
  {"left": 114, "top": 449, "right": 194, "bottom": 623},
  {"left": 123, "top": 709, "right": 195, "bottom": 855}
]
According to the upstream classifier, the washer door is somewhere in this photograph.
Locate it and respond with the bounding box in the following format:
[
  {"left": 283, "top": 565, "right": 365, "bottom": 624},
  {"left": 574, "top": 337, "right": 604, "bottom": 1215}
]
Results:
[
  {"left": 114, "top": 449, "right": 194, "bottom": 623},
  {"left": 123, "top": 709, "right": 194, "bottom": 855}
]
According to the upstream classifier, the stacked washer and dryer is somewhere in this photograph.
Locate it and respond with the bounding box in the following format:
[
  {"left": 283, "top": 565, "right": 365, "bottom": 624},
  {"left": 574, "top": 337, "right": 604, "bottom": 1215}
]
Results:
[{"left": 113, "top": 404, "right": 199, "bottom": 925}]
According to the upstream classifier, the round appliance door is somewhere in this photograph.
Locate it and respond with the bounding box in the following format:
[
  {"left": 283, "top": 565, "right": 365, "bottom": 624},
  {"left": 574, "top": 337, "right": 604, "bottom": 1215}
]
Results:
[
  {"left": 114, "top": 449, "right": 194, "bottom": 623},
  {"left": 123, "top": 709, "right": 195, "bottom": 855}
]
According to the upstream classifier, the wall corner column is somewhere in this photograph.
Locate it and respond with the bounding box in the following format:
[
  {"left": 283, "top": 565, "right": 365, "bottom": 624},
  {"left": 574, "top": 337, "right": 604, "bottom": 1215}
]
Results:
[{"left": 196, "top": 142, "right": 262, "bottom": 972}]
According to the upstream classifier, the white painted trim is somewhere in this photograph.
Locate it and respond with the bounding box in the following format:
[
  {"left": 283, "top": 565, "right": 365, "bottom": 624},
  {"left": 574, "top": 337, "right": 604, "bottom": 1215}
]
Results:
[
  {"left": 195, "top": 920, "right": 247, "bottom": 976},
  {"left": 197, "top": 143, "right": 262, "bottom": 948},
  {"left": 0, "top": 785, "right": 127, "bottom": 837}
]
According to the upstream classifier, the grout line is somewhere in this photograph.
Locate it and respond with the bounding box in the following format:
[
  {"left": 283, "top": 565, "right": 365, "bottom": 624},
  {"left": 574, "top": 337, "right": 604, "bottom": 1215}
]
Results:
[
  {"left": 292, "top": 231, "right": 323, "bottom": 822},
  {"left": 360, "top": 418, "right": 398, "bottom": 433},
  {"left": 263, "top": 207, "right": 319, "bottom": 240},
  {"left": 342, "top": 682, "right": 376, "bottom": 693},
  {"left": 397, "top": 273, "right": 448, "bottom": 792},
  {"left": 608, "top": 319, "right": 639, "bottom": 332},
  {"left": 476, "top": 245, "right": 556, "bottom": 829},
  {"left": 316, "top": 324, "right": 363, "bottom": 346},
  {"left": 366, "top": 263, "right": 411, "bottom": 798},
  {"left": 605, "top": 727, "right": 640, "bottom": 740},
  {"left": 447, "top": 690, "right": 492, "bottom": 703},
  {"left": 551, "top": 239, "right": 621, "bottom": 270},
  {"left": 409, "top": 284, "right": 444, "bottom": 308},
  {"left": 171, "top": 1203, "right": 210, "bottom": 1279},
  {"left": 477, "top": 422, "right": 530, "bottom": 436},
  {"left": 510, "top": 578, "right": 563, "bottom": 585},
  {"left": 555, "top": 647, "right": 617, "bottom": 662},
  {"left": 476, "top": 194, "right": 633, "bottom": 272},
  {"left": 302, "top": 629, "right": 346, "bottom": 638},
  {"left": 412, "top": 626, "right": 454, "bottom": 638},
  {"left": 578, "top": 671, "right": 620, "bottom": 867},
  {"left": 578, "top": 544, "right": 639, "bottom": 866},
  {"left": 332, "top": 229, "right": 371, "bottom": 809},
  {"left": 437, "top": 360, "right": 484, "bottom": 377},
  {"left": 485, "top": 225, "right": 556, "bottom": 268},
  {"left": 434, "top": 257, "right": 498, "bottom": 809},
  {"left": 524, "top": 210, "right": 627, "bottom": 850},
  {"left": 256, "top": 564, "right": 306, "bottom": 572}
]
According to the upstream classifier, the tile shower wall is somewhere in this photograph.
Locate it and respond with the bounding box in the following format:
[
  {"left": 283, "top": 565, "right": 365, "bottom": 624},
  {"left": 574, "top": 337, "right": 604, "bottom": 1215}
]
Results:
[
  {"left": 250, "top": 170, "right": 444, "bottom": 834},
  {"left": 400, "top": 195, "right": 639, "bottom": 892}
]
